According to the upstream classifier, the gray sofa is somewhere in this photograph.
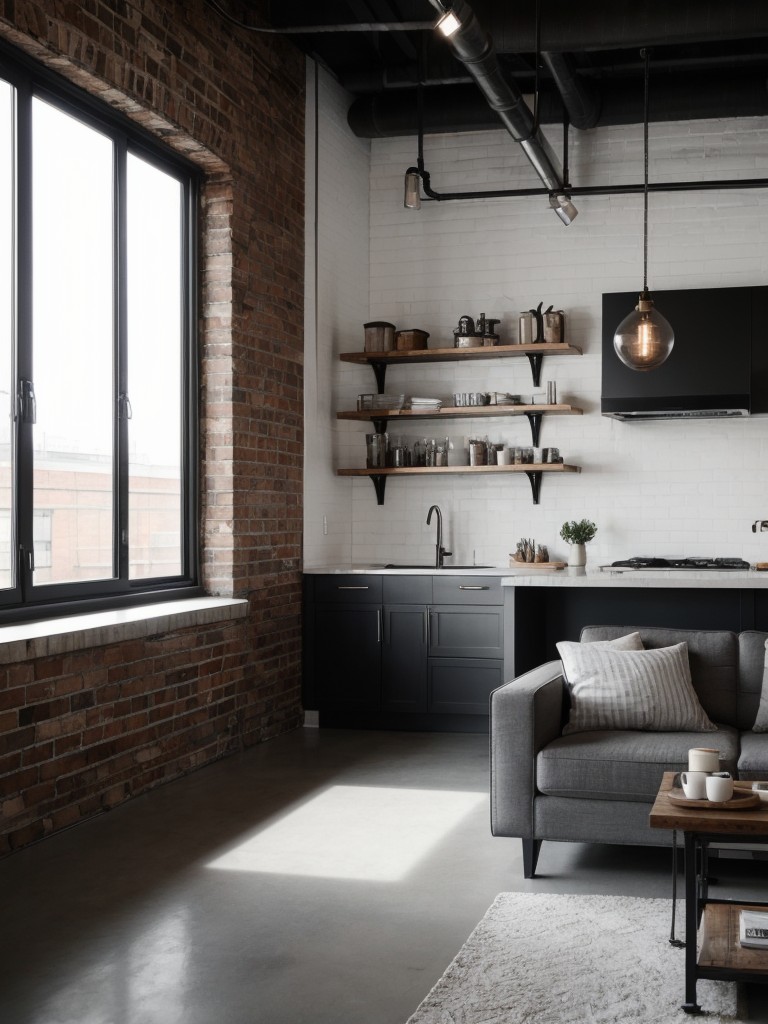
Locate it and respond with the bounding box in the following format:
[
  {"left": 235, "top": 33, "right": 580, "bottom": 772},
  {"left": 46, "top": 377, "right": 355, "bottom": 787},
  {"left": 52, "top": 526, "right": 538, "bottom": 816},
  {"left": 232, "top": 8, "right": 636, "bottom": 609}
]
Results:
[{"left": 490, "top": 625, "right": 768, "bottom": 877}]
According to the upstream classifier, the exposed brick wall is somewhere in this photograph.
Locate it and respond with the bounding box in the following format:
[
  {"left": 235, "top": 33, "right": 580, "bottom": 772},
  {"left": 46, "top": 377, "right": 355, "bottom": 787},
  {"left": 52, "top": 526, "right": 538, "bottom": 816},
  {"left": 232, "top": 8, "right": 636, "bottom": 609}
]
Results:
[{"left": 0, "top": 0, "right": 305, "bottom": 853}]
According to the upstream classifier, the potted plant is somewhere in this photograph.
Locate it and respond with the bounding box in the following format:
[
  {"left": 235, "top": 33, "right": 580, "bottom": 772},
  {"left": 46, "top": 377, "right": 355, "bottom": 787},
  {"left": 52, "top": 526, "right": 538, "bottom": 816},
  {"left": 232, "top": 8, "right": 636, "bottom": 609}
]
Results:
[{"left": 560, "top": 519, "right": 597, "bottom": 567}]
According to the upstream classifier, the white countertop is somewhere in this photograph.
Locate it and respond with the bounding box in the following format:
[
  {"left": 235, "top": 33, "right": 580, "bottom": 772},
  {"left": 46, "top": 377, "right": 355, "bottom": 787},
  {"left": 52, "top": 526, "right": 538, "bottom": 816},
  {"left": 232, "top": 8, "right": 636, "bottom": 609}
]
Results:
[
  {"left": 304, "top": 565, "right": 511, "bottom": 576},
  {"left": 506, "top": 567, "right": 768, "bottom": 588},
  {"left": 305, "top": 565, "right": 768, "bottom": 588}
]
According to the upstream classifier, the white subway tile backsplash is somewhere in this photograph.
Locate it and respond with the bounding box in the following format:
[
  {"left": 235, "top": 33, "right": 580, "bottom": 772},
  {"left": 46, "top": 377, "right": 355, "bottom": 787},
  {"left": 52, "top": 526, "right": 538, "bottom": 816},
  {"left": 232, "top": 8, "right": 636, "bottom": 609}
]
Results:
[{"left": 305, "top": 87, "right": 768, "bottom": 568}]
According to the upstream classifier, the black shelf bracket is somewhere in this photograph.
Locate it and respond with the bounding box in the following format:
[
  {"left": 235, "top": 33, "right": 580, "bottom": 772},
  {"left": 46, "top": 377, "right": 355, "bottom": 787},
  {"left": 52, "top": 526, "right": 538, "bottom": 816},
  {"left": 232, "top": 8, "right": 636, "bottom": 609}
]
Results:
[
  {"left": 525, "top": 411, "right": 543, "bottom": 446},
  {"left": 372, "top": 416, "right": 389, "bottom": 433},
  {"left": 525, "top": 470, "right": 542, "bottom": 505},
  {"left": 370, "top": 361, "right": 387, "bottom": 393},
  {"left": 526, "top": 351, "right": 544, "bottom": 387},
  {"left": 369, "top": 474, "right": 387, "bottom": 505}
]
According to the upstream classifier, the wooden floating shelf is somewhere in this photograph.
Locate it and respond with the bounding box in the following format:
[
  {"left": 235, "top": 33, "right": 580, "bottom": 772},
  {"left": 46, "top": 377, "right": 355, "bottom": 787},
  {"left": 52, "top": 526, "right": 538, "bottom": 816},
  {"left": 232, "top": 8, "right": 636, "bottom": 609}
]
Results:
[
  {"left": 337, "top": 463, "right": 580, "bottom": 506},
  {"left": 337, "top": 464, "right": 580, "bottom": 477},
  {"left": 337, "top": 403, "right": 583, "bottom": 422},
  {"left": 340, "top": 342, "right": 582, "bottom": 389},
  {"left": 340, "top": 342, "right": 582, "bottom": 365}
]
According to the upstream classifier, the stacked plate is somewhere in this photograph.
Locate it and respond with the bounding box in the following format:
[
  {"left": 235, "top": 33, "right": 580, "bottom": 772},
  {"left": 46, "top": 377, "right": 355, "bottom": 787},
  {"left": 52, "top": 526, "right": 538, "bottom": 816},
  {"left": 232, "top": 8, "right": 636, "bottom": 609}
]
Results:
[{"left": 409, "top": 397, "right": 443, "bottom": 411}]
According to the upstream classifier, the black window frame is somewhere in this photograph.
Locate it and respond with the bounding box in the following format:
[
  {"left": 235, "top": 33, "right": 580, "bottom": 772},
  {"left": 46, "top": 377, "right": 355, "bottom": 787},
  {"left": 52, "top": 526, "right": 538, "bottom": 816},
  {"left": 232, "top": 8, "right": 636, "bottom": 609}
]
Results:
[{"left": 0, "top": 42, "right": 201, "bottom": 623}]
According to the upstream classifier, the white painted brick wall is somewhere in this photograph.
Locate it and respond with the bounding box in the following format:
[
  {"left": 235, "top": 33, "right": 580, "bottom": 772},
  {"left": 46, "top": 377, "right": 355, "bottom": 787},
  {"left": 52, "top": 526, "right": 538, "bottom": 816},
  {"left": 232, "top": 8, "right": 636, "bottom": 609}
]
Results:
[{"left": 306, "top": 98, "right": 768, "bottom": 569}]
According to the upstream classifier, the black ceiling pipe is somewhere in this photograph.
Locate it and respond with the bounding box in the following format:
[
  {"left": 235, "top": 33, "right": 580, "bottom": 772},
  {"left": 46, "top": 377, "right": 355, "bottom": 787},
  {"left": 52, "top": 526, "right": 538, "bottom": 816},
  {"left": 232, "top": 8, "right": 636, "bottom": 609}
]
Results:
[
  {"left": 473, "top": 0, "right": 768, "bottom": 54},
  {"left": 348, "top": 70, "right": 768, "bottom": 137},
  {"left": 426, "top": 0, "right": 564, "bottom": 190},
  {"left": 541, "top": 52, "right": 601, "bottom": 130}
]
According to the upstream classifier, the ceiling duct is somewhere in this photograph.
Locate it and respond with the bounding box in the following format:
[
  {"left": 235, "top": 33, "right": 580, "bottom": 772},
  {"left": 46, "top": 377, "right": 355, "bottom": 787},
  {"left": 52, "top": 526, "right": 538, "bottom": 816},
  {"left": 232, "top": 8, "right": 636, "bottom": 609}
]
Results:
[
  {"left": 427, "top": 0, "right": 565, "bottom": 191},
  {"left": 541, "top": 51, "right": 600, "bottom": 130}
]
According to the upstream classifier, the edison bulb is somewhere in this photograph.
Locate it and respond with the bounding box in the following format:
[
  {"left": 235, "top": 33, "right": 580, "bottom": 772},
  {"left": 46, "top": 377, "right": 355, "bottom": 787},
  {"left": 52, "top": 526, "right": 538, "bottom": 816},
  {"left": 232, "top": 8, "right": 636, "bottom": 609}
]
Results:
[{"left": 613, "top": 292, "right": 674, "bottom": 371}]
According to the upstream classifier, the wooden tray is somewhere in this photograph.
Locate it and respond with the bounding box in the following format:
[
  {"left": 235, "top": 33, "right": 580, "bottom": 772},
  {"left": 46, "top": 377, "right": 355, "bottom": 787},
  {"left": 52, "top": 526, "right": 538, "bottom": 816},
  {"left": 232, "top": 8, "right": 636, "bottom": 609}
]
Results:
[
  {"left": 668, "top": 787, "right": 762, "bottom": 810},
  {"left": 508, "top": 560, "right": 567, "bottom": 570}
]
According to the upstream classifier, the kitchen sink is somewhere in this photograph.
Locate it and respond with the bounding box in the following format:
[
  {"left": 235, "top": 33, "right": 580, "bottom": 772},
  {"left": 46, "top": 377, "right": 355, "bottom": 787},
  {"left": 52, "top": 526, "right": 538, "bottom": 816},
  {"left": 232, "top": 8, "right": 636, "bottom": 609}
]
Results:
[{"left": 384, "top": 563, "right": 493, "bottom": 569}]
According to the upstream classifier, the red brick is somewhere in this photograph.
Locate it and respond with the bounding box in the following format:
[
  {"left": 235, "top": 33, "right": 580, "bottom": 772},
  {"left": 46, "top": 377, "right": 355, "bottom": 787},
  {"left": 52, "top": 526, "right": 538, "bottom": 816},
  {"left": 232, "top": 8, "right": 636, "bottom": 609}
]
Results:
[{"left": 0, "top": 0, "right": 304, "bottom": 856}]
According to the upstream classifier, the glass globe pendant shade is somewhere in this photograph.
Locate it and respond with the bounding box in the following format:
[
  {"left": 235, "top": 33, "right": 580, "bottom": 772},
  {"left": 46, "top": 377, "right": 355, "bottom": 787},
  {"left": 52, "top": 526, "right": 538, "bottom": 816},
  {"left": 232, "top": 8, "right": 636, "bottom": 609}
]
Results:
[{"left": 613, "top": 290, "right": 674, "bottom": 371}]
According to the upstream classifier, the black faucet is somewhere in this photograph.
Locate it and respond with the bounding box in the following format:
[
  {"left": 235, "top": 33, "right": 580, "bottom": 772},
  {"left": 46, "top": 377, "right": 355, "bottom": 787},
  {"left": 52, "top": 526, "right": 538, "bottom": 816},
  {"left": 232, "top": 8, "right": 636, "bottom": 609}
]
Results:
[{"left": 426, "top": 504, "right": 452, "bottom": 569}]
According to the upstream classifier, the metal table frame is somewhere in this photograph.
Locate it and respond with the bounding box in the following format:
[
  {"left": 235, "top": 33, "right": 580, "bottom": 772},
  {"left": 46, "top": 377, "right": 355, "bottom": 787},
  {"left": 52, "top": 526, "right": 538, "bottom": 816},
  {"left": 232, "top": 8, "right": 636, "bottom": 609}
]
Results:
[{"left": 682, "top": 827, "right": 768, "bottom": 1013}]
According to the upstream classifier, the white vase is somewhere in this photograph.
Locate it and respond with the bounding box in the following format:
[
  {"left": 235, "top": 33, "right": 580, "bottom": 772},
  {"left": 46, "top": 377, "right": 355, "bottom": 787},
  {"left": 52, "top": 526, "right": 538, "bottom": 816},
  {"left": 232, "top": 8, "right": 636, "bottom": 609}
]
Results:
[{"left": 568, "top": 542, "right": 586, "bottom": 567}]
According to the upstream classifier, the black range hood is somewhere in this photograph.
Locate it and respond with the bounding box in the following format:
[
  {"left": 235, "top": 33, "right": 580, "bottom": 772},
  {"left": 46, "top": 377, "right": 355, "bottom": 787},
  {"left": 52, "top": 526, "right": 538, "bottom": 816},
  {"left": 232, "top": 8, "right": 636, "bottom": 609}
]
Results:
[{"left": 601, "top": 285, "right": 768, "bottom": 420}]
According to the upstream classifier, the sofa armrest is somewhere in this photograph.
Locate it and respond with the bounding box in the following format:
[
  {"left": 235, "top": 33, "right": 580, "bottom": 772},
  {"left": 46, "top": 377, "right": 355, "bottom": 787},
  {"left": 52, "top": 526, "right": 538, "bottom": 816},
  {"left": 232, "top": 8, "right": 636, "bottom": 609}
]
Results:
[{"left": 490, "top": 661, "right": 565, "bottom": 838}]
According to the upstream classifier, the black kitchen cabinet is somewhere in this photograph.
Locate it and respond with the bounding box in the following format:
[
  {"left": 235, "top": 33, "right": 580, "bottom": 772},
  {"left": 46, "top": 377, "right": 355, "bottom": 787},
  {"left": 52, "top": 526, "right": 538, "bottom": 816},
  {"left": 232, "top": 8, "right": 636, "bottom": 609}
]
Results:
[
  {"left": 315, "top": 605, "right": 382, "bottom": 710},
  {"left": 382, "top": 605, "right": 428, "bottom": 713},
  {"left": 304, "top": 573, "right": 513, "bottom": 732},
  {"left": 429, "top": 658, "right": 505, "bottom": 715}
]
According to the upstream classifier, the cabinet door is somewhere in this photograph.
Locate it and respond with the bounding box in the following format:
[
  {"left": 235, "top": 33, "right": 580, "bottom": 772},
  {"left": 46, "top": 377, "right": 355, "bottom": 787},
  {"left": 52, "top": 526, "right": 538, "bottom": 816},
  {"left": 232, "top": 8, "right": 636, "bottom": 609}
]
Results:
[
  {"left": 429, "top": 658, "right": 505, "bottom": 715},
  {"left": 428, "top": 604, "right": 504, "bottom": 659},
  {"left": 382, "top": 605, "right": 428, "bottom": 713},
  {"left": 314, "top": 605, "right": 381, "bottom": 709}
]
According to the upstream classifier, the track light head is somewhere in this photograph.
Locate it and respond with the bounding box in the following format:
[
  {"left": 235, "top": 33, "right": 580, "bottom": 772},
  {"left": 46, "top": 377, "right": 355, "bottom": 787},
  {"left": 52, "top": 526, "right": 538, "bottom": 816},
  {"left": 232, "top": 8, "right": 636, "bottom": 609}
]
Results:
[
  {"left": 549, "top": 193, "right": 578, "bottom": 226},
  {"left": 404, "top": 169, "right": 422, "bottom": 209}
]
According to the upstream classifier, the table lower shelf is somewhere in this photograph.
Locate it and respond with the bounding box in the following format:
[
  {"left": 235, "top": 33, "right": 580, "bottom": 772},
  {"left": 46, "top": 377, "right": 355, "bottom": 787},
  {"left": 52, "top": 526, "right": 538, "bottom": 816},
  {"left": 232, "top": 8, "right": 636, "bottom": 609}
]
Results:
[{"left": 699, "top": 903, "right": 768, "bottom": 976}]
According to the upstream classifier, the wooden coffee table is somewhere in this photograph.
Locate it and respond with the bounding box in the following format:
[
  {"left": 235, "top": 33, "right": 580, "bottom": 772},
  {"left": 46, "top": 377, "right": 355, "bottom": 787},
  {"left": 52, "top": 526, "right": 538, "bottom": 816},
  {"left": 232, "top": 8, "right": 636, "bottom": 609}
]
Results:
[{"left": 650, "top": 771, "right": 768, "bottom": 1013}]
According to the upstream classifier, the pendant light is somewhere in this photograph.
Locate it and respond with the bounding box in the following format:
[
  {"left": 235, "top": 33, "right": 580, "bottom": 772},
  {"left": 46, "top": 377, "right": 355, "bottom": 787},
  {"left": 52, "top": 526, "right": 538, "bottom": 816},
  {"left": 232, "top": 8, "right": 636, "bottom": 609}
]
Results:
[{"left": 613, "top": 49, "right": 674, "bottom": 371}]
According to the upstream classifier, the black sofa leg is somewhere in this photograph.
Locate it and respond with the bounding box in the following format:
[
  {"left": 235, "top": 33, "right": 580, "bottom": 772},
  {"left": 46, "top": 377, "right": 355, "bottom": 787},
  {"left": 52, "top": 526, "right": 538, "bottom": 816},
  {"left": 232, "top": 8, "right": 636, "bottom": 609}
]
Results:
[{"left": 523, "top": 838, "right": 542, "bottom": 878}]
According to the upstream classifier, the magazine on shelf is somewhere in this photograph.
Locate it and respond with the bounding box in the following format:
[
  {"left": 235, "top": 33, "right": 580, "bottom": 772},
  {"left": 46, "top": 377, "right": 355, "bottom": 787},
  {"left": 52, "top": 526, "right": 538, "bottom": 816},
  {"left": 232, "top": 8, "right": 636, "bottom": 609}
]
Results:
[{"left": 739, "top": 910, "right": 768, "bottom": 949}]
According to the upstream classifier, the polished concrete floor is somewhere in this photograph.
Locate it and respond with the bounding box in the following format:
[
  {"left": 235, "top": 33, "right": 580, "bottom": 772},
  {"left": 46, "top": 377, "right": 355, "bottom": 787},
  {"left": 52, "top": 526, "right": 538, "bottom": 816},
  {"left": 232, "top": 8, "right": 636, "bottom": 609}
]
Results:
[{"left": 1, "top": 727, "right": 767, "bottom": 1024}]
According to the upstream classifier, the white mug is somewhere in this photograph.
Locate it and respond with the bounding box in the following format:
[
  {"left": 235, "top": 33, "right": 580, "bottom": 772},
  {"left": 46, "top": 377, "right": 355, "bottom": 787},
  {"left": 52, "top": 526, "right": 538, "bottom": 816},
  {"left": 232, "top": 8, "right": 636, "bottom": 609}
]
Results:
[
  {"left": 689, "top": 747, "right": 720, "bottom": 773},
  {"left": 681, "top": 771, "right": 708, "bottom": 800},
  {"left": 706, "top": 773, "right": 734, "bottom": 803}
]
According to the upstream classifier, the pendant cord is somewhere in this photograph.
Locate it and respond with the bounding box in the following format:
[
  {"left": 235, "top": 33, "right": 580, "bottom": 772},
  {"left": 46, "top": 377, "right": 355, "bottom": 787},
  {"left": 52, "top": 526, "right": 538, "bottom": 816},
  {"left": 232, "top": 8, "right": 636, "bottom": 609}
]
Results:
[
  {"left": 533, "top": 0, "right": 541, "bottom": 133},
  {"left": 642, "top": 47, "right": 650, "bottom": 293},
  {"left": 417, "top": 39, "right": 425, "bottom": 172}
]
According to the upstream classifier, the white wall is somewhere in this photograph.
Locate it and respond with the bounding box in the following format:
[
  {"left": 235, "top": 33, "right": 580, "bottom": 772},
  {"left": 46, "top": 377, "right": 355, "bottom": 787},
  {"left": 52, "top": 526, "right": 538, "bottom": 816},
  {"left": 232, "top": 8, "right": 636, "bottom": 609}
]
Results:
[
  {"left": 306, "top": 98, "right": 768, "bottom": 569},
  {"left": 303, "top": 64, "right": 370, "bottom": 567}
]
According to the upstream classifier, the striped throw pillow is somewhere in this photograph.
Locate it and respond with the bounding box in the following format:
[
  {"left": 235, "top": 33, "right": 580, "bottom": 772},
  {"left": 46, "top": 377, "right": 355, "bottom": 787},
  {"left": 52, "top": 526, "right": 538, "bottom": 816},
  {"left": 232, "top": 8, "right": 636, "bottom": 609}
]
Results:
[{"left": 556, "top": 640, "right": 716, "bottom": 735}]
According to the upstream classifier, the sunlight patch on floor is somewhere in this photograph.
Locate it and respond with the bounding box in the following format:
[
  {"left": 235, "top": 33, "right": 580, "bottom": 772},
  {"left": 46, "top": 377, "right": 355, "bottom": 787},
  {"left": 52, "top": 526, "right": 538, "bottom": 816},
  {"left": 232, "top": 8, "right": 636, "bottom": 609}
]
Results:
[{"left": 206, "top": 785, "right": 486, "bottom": 881}]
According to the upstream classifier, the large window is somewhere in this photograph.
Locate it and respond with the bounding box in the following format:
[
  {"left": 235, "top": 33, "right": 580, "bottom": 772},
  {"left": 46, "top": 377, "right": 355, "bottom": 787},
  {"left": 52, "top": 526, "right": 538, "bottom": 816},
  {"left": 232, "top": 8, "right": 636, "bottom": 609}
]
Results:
[{"left": 0, "top": 51, "right": 198, "bottom": 617}]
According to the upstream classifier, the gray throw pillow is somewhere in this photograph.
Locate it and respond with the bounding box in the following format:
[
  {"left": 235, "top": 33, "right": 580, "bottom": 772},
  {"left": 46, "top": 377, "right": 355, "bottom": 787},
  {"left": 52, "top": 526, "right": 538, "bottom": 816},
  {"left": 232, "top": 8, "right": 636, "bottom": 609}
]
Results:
[
  {"left": 585, "top": 631, "right": 644, "bottom": 651},
  {"left": 752, "top": 639, "right": 768, "bottom": 732},
  {"left": 556, "top": 640, "right": 716, "bottom": 735}
]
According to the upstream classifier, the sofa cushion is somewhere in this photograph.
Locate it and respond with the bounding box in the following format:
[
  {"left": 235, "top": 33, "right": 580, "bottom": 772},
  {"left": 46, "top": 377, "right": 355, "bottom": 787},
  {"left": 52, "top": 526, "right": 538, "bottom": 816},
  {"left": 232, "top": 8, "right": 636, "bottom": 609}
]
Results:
[
  {"left": 537, "top": 726, "right": 740, "bottom": 802},
  {"left": 737, "top": 632, "right": 768, "bottom": 730},
  {"left": 580, "top": 626, "right": 739, "bottom": 727},
  {"left": 557, "top": 641, "right": 716, "bottom": 735},
  {"left": 749, "top": 639, "right": 768, "bottom": 732},
  {"left": 737, "top": 730, "right": 768, "bottom": 778}
]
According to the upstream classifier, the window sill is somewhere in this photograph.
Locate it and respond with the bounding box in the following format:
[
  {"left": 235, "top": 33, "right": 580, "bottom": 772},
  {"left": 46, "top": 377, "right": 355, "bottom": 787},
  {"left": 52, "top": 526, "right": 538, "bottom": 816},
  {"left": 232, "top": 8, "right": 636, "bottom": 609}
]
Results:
[{"left": 0, "top": 596, "right": 249, "bottom": 664}]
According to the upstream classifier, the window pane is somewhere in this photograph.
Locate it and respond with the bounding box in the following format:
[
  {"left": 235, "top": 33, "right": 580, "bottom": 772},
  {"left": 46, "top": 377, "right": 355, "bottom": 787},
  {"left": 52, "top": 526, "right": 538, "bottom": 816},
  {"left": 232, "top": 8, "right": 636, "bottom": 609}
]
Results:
[
  {"left": 32, "top": 98, "right": 114, "bottom": 585},
  {"left": 127, "top": 154, "right": 183, "bottom": 579},
  {"left": 0, "top": 80, "right": 14, "bottom": 591}
]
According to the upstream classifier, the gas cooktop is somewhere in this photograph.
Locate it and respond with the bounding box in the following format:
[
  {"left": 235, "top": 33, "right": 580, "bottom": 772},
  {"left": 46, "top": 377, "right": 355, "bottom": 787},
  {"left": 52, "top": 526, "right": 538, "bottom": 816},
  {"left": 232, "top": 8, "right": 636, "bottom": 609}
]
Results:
[{"left": 609, "top": 557, "right": 751, "bottom": 571}]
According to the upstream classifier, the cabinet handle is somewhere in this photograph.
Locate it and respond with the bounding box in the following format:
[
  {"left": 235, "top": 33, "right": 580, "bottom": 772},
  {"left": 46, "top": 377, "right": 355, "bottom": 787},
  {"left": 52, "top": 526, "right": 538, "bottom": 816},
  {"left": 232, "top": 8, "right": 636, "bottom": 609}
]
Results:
[
  {"left": 377, "top": 609, "right": 382, "bottom": 644},
  {"left": 337, "top": 585, "right": 369, "bottom": 590},
  {"left": 427, "top": 610, "right": 432, "bottom": 648},
  {"left": 423, "top": 609, "right": 428, "bottom": 645},
  {"left": 459, "top": 585, "right": 489, "bottom": 591}
]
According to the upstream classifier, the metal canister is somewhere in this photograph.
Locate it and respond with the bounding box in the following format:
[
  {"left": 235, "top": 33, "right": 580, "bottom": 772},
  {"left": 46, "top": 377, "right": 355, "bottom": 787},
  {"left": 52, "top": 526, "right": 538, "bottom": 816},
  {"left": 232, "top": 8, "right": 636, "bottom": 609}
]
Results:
[
  {"left": 518, "top": 312, "right": 535, "bottom": 344},
  {"left": 469, "top": 439, "right": 487, "bottom": 466},
  {"left": 543, "top": 310, "right": 565, "bottom": 344}
]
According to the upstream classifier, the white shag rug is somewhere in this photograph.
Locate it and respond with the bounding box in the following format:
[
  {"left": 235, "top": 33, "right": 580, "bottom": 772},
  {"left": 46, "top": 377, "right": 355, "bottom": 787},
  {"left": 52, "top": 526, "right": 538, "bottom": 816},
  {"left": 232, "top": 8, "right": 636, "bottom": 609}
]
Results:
[{"left": 406, "top": 893, "right": 740, "bottom": 1024}]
